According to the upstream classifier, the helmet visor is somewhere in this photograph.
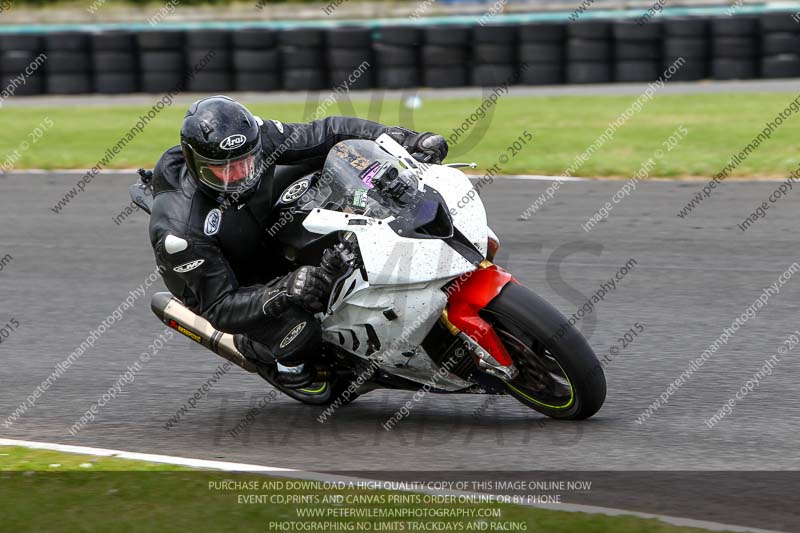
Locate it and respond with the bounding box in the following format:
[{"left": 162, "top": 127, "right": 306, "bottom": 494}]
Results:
[{"left": 195, "top": 144, "right": 262, "bottom": 194}]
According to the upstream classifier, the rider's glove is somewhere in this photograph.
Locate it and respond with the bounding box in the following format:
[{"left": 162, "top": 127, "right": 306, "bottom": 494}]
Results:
[
  {"left": 262, "top": 266, "right": 329, "bottom": 317},
  {"left": 321, "top": 245, "right": 351, "bottom": 276},
  {"left": 404, "top": 132, "right": 449, "bottom": 164}
]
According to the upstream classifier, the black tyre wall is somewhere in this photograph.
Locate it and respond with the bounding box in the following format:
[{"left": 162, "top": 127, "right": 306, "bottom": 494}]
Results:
[
  {"left": 1, "top": 14, "right": 797, "bottom": 96},
  {"left": 95, "top": 72, "right": 138, "bottom": 94},
  {"left": 2, "top": 50, "right": 46, "bottom": 73},
  {"left": 186, "top": 30, "right": 232, "bottom": 92},
  {"left": 137, "top": 30, "right": 184, "bottom": 94},
  {"left": 0, "top": 71, "right": 44, "bottom": 95},
  {"left": 233, "top": 28, "right": 278, "bottom": 49},
  {"left": 612, "top": 21, "right": 662, "bottom": 82},
  {"left": 92, "top": 37, "right": 141, "bottom": 94},
  {"left": 373, "top": 26, "right": 419, "bottom": 89},
  {"left": 376, "top": 66, "right": 420, "bottom": 89},
  {"left": 45, "top": 32, "right": 91, "bottom": 94},
  {"left": 422, "top": 66, "right": 468, "bottom": 88},
  {"left": 471, "top": 25, "right": 517, "bottom": 87},
  {"left": 710, "top": 16, "right": 759, "bottom": 79},
  {"left": 519, "top": 63, "right": 564, "bottom": 85},
  {"left": 280, "top": 28, "right": 326, "bottom": 90},
  {"left": 235, "top": 72, "right": 281, "bottom": 92},
  {"left": 232, "top": 26, "right": 281, "bottom": 89},
  {"left": 759, "top": 14, "right": 800, "bottom": 79},
  {"left": 422, "top": 26, "right": 470, "bottom": 88},
  {"left": 0, "top": 34, "right": 46, "bottom": 96},
  {"left": 519, "top": 23, "right": 565, "bottom": 42},
  {"left": 0, "top": 33, "right": 43, "bottom": 52},
  {"left": 518, "top": 23, "right": 564, "bottom": 85},
  {"left": 326, "top": 27, "right": 373, "bottom": 91},
  {"left": 566, "top": 21, "right": 611, "bottom": 84}
]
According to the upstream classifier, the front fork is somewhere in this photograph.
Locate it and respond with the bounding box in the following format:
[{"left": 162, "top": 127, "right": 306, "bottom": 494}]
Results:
[{"left": 441, "top": 261, "right": 520, "bottom": 382}]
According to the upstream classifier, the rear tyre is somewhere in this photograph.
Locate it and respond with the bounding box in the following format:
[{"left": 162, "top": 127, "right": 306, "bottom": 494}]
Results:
[
  {"left": 483, "top": 283, "right": 606, "bottom": 420},
  {"left": 256, "top": 364, "right": 360, "bottom": 407}
]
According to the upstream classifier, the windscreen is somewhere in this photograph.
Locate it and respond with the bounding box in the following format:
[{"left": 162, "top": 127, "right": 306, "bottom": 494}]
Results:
[{"left": 295, "top": 140, "right": 419, "bottom": 219}]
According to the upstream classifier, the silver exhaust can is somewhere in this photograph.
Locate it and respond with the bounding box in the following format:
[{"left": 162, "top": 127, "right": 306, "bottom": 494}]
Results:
[{"left": 150, "top": 292, "right": 257, "bottom": 373}]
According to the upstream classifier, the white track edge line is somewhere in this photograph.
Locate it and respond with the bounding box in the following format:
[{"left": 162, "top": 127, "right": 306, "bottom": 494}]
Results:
[
  {"left": 0, "top": 438, "right": 295, "bottom": 472},
  {"left": 0, "top": 438, "right": 780, "bottom": 533}
]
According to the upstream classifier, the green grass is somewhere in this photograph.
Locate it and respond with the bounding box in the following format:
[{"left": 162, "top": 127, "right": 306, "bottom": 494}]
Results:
[
  {"left": 3, "top": 92, "right": 799, "bottom": 178},
  {"left": 0, "top": 446, "right": 730, "bottom": 533},
  {"left": 0, "top": 445, "right": 192, "bottom": 471}
]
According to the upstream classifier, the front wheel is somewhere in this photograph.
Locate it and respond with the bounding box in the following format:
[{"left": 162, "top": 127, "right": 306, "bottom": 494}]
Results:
[{"left": 483, "top": 283, "right": 606, "bottom": 420}]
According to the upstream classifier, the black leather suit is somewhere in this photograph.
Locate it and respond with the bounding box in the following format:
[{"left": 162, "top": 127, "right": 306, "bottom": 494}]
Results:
[{"left": 148, "top": 116, "right": 416, "bottom": 366}]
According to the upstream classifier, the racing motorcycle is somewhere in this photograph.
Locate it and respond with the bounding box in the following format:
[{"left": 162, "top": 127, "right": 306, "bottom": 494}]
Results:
[{"left": 131, "top": 134, "right": 606, "bottom": 420}]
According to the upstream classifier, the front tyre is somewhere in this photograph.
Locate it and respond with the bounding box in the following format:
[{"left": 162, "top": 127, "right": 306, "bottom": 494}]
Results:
[{"left": 483, "top": 283, "right": 606, "bottom": 420}]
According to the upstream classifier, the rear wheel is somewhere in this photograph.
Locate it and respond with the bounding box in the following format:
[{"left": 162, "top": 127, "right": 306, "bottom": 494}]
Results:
[
  {"left": 483, "top": 283, "right": 606, "bottom": 420},
  {"left": 256, "top": 364, "right": 361, "bottom": 407}
]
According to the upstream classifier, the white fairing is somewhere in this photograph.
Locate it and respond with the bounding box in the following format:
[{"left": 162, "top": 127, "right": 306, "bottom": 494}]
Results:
[
  {"left": 303, "top": 209, "right": 476, "bottom": 286},
  {"left": 302, "top": 135, "right": 489, "bottom": 388},
  {"left": 376, "top": 134, "right": 489, "bottom": 259}
]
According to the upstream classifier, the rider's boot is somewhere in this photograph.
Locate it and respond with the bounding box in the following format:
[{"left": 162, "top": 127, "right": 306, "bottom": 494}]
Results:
[
  {"left": 234, "top": 333, "right": 316, "bottom": 389},
  {"left": 234, "top": 314, "right": 320, "bottom": 390},
  {"left": 275, "top": 361, "right": 315, "bottom": 389}
]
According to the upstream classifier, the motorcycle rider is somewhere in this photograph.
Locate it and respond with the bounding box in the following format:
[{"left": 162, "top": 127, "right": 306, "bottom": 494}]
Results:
[{"left": 148, "top": 95, "right": 448, "bottom": 388}]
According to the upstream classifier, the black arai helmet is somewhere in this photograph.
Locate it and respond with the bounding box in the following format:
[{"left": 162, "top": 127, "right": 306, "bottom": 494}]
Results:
[{"left": 180, "top": 95, "right": 263, "bottom": 200}]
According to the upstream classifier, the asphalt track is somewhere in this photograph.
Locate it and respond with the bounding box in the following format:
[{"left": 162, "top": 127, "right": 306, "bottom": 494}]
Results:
[{"left": 1, "top": 171, "right": 799, "bottom": 531}]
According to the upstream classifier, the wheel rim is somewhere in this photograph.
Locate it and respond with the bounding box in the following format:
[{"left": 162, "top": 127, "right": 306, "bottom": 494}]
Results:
[
  {"left": 495, "top": 326, "right": 574, "bottom": 410},
  {"left": 297, "top": 382, "right": 328, "bottom": 395}
]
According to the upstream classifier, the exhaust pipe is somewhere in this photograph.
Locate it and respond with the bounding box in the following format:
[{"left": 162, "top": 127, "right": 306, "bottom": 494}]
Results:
[{"left": 150, "top": 292, "right": 257, "bottom": 373}]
